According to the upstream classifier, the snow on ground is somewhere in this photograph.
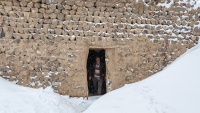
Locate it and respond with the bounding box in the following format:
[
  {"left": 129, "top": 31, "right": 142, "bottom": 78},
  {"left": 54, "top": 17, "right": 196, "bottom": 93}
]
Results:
[
  {"left": 84, "top": 40, "right": 200, "bottom": 113},
  {"left": 0, "top": 77, "right": 100, "bottom": 113}
]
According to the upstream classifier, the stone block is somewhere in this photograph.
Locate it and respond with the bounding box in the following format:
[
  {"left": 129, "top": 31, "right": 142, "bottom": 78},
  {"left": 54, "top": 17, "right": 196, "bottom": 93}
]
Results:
[
  {"left": 39, "top": 8, "right": 45, "bottom": 13},
  {"left": 86, "top": 16, "right": 93, "bottom": 22},
  {"left": 61, "top": 9, "right": 69, "bottom": 15},
  {"left": 22, "top": 7, "right": 31, "bottom": 12},
  {"left": 31, "top": 8, "right": 38, "bottom": 13},
  {"left": 49, "top": 13, "right": 57, "bottom": 19},
  {"left": 72, "top": 15, "right": 80, "bottom": 21},
  {"left": 34, "top": 3, "right": 41, "bottom": 8},
  {"left": 24, "top": 12, "right": 30, "bottom": 18},
  {"left": 70, "top": 10, "right": 76, "bottom": 15},
  {"left": 4, "top": 6, "right": 12, "bottom": 13},
  {"left": 57, "top": 4, "right": 64, "bottom": 10},
  {"left": 41, "top": 4, "right": 47, "bottom": 8},
  {"left": 94, "top": 2, "right": 103, "bottom": 7},
  {"left": 57, "top": 13, "right": 65, "bottom": 20},
  {"left": 63, "top": 5, "right": 71, "bottom": 10},
  {"left": 4, "top": 1, "right": 12, "bottom": 6},
  {"left": 20, "top": 1, "right": 27, "bottom": 7},
  {"left": 48, "top": 4, "right": 56, "bottom": 10},
  {"left": 43, "top": 13, "right": 49, "bottom": 19},
  {"left": 46, "top": 9, "right": 54, "bottom": 13},
  {"left": 94, "top": 16, "right": 101, "bottom": 23},
  {"left": 85, "top": 2, "right": 94, "bottom": 8},
  {"left": 55, "top": 29, "right": 62, "bottom": 35},
  {"left": 72, "top": 5, "right": 77, "bottom": 10}
]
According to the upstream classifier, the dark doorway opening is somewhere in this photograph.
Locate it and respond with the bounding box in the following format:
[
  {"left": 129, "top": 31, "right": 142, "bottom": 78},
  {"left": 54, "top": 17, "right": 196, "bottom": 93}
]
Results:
[{"left": 87, "top": 49, "right": 106, "bottom": 96}]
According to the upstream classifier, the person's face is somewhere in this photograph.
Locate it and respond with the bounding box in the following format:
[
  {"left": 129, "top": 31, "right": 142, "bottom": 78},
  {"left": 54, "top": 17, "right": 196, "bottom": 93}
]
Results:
[{"left": 96, "top": 58, "right": 100, "bottom": 64}]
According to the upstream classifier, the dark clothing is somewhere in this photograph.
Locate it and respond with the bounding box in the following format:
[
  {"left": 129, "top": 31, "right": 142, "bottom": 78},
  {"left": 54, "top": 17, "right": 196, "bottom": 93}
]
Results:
[
  {"left": 92, "top": 77, "right": 103, "bottom": 95},
  {"left": 90, "top": 62, "right": 105, "bottom": 94}
]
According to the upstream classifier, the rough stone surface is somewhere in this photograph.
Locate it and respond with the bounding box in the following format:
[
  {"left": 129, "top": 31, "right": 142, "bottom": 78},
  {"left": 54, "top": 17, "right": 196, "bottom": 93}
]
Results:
[{"left": 0, "top": 0, "right": 199, "bottom": 97}]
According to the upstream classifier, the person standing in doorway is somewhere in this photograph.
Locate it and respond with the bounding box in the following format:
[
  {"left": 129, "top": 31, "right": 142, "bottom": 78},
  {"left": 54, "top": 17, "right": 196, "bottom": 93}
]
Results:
[{"left": 89, "top": 57, "right": 105, "bottom": 95}]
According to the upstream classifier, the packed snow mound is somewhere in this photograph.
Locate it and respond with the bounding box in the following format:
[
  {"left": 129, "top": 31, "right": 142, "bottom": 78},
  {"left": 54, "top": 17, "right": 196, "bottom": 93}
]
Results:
[
  {"left": 84, "top": 41, "right": 200, "bottom": 113},
  {"left": 0, "top": 77, "right": 99, "bottom": 113}
]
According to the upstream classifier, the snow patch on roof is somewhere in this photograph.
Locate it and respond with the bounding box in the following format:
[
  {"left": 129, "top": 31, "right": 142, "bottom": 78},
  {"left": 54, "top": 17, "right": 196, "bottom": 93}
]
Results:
[
  {"left": 157, "top": 0, "right": 174, "bottom": 8},
  {"left": 194, "top": 0, "right": 200, "bottom": 9}
]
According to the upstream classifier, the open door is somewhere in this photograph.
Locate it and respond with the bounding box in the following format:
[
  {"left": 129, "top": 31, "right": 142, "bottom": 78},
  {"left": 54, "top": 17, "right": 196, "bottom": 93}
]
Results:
[{"left": 87, "top": 49, "right": 106, "bottom": 96}]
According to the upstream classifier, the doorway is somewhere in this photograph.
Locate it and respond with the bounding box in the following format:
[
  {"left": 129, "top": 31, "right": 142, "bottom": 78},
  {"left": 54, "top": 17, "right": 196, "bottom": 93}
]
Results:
[{"left": 87, "top": 49, "right": 106, "bottom": 96}]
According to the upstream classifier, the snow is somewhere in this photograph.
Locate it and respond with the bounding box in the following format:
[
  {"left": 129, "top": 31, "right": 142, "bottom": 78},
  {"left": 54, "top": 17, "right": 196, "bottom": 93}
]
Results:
[
  {"left": 157, "top": 0, "right": 200, "bottom": 10},
  {"left": 0, "top": 77, "right": 100, "bottom": 113},
  {"left": 194, "top": 0, "right": 200, "bottom": 9},
  {"left": 194, "top": 21, "right": 200, "bottom": 28},
  {"left": 157, "top": 0, "right": 174, "bottom": 8},
  {"left": 84, "top": 41, "right": 200, "bottom": 113}
]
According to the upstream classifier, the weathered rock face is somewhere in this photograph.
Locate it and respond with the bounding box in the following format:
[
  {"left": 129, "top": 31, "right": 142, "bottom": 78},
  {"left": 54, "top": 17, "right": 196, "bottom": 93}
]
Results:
[{"left": 0, "top": 0, "right": 199, "bottom": 97}]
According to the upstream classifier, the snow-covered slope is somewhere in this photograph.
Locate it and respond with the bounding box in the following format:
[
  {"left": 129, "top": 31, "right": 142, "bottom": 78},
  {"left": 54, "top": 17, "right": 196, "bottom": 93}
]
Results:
[
  {"left": 0, "top": 77, "right": 99, "bottom": 113},
  {"left": 84, "top": 40, "right": 200, "bottom": 113}
]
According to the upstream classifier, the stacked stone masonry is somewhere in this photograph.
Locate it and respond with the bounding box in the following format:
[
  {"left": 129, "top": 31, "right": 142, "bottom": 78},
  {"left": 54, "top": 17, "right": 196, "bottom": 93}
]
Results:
[{"left": 0, "top": 0, "right": 199, "bottom": 97}]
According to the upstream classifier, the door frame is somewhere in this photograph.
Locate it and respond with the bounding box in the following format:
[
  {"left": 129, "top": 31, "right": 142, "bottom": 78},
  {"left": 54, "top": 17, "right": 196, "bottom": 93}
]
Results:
[{"left": 86, "top": 46, "right": 116, "bottom": 96}]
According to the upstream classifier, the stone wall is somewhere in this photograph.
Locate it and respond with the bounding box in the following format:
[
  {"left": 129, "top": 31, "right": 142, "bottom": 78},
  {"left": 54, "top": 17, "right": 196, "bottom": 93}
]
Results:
[{"left": 0, "top": 0, "right": 199, "bottom": 97}]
